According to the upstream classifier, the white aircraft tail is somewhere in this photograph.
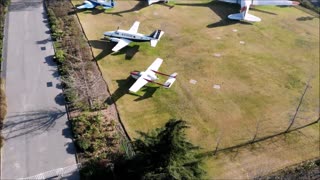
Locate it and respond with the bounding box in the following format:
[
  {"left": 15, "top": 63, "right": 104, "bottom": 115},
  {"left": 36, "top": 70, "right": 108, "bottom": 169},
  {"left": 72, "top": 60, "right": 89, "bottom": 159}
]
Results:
[
  {"left": 163, "top": 73, "right": 177, "bottom": 88},
  {"left": 228, "top": 13, "right": 261, "bottom": 22},
  {"left": 228, "top": 4, "right": 261, "bottom": 22},
  {"left": 149, "top": 30, "right": 164, "bottom": 47},
  {"left": 102, "top": 0, "right": 115, "bottom": 9},
  {"left": 110, "top": 0, "right": 115, "bottom": 7}
]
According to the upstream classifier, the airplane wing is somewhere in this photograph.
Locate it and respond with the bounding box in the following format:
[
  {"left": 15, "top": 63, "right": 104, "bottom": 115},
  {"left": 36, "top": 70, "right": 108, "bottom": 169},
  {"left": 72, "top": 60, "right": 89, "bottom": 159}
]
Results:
[
  {"left": 128, "top": 21, "right": 140, "bottom": 33},
  {"left": 112, "top": 38, "right": 132, "bottom": 52},
  {"left": 228, "top": 0, "right": 261, "bottom": 22},
  {"left": 129, "top": 76, "right": 149, "bottom": 93},
  {"left": 146, "top": 58, "right": 163, "bottom": 72},
  {"left": 218, "top": 0, "right": 238, "bottom": 4},
  {"left": 252, "top": 0, "right": 299, "bottom": 6}
]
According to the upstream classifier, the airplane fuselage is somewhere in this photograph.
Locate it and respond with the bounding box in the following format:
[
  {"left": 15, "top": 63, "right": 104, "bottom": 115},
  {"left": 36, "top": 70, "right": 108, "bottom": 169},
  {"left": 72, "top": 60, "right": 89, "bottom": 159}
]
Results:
[
  {"left": 104, "top": 30, "right": 153, "bottom": 42},
  {"left": 130, "top": 71, "right": 158, "bottom": 81}
]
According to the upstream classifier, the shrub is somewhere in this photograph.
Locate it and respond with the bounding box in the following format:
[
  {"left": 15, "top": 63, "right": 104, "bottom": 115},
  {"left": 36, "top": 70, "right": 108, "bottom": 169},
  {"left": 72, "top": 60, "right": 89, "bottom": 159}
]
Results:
[
  {"left": 71, "top": 112, "right": 114, "bottom": 158},
  {"left": 54, "top": 49, "right": 65, "bottom": 64},
  {"left": 0, "top": 78, "right": 7, "bottom": 122},
  {"left": 0, "top": 135, "right": 4, "bottom": 148},
  {"left": 78, "top": 136, "right": 91, "bottom": 151}
]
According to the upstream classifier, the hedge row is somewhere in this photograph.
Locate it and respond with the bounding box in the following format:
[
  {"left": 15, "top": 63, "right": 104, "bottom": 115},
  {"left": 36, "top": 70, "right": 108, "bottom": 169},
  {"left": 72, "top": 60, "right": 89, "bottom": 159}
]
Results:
[
  {"left": 0, "top": 78, "right": 6, "bottom": 147},
  {"left": 72, "top": 112, "right": 119, "bottom": 160},
  {"left": 0, "top": 0, "right": 9, "bottom": 148}
]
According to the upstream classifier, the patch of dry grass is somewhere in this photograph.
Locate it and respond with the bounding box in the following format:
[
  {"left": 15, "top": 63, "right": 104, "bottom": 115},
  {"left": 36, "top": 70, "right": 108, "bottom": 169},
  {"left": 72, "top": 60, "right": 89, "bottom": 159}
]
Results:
[{"left": 73, "top": 0, "right": 319, "bottom": 178}]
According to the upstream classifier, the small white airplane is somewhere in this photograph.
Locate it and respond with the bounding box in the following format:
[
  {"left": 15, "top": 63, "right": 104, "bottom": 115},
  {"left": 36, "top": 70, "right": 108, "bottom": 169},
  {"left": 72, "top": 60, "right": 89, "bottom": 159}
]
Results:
[
  {"left": 129, "top": 58, "right": 177, "bottom": 93},
  {"left": 219, "top": 0, "right": 299, "bottom": 22},
  {"left": 147, "top": 0, "right": 168, "bottom": 5},
  {"left": 104, "top": 21, "right": 164, "bottom": 52},
  {"left": 77, "top": 0, "right": 115, "bottom": 10}
]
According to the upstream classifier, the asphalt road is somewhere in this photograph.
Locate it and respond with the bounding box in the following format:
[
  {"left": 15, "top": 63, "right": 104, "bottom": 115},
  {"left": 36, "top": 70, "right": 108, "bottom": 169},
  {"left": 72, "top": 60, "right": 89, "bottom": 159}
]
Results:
[{"left": 1, "top": 0, "right": 79, "bottom": 179}]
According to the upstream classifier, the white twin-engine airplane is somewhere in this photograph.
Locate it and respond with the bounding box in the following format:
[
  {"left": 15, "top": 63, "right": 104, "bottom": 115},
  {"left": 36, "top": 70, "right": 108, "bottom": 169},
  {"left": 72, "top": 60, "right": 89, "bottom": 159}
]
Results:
[
  {"left": 77, "top": 0, "right": 115, "bottom": 10},
  {"left": 104, "top": 21, "right": 164, "bottom": 52},
  {"left": 129, "top": 58, "right": 177, "bottom": 93},
  {"left": 219, "top": 0, "right": 299, "bottom": 22}
]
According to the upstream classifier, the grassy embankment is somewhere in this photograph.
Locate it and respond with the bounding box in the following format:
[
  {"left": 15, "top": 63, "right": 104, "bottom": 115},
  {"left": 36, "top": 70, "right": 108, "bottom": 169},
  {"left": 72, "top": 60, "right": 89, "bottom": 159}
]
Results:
[
  {"left": 73, "top": 0, "right": 319, "bottom": 178},
  {"left": 0, "top": 0, "right": 9, "bottom": 148}
]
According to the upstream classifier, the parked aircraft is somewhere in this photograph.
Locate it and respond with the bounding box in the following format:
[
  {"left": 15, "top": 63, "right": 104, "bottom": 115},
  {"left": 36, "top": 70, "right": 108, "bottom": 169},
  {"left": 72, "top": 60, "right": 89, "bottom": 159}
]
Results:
[
  {"left": 218, "top": 0, "right": 299, "bottom": 22},
  {"left": 147, "top": 0, "right": 168, "bottom": 5},
  {"left": 77, "top": 0, "right": 115, "bottom": 9},
  {"left": 129, "top": 58, "right": 177, "bottom": 93},
  {"left": 104, "top": 21, "right": 164, "bottom": 52}
]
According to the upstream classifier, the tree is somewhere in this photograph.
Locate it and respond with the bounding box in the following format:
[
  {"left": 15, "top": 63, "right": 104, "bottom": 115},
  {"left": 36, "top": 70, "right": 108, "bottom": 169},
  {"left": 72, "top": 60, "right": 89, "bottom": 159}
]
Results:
[{"left": 115, "top": 119, "right": 205, "bottom": 180}]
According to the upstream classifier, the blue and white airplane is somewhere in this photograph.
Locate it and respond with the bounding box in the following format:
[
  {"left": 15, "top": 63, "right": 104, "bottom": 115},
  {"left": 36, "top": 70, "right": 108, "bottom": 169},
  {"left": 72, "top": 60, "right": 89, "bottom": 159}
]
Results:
[
  {"left": 77, "top": 0, "right": 115, "bottom": 10},
  {"left": 104, "top": 21, "right": 164, "bottom": 52},
  {"left": 219, "top": 0, "right": 299, "bottom": 22}
]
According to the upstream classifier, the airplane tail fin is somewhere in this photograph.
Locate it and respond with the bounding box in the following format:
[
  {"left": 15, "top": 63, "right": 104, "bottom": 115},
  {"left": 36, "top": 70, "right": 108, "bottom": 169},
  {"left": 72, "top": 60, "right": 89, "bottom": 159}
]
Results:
[
  {"left": 163, "top": 73, "right": 177, "bottom": 88},
  {"left": 228, "top": 13, "right": 261, "bottom": 22},
  {"left": 102, "top": 0, "right": 115, "bottom": 9},
  {"left": 110, "top": 0, "right": 115, "bottom": 7},
  {"left": 149, "top": 30, "right": 164, "bottom": 47},
  {"left": 228, "top": 4, "right": 261, "bottom": 22}
]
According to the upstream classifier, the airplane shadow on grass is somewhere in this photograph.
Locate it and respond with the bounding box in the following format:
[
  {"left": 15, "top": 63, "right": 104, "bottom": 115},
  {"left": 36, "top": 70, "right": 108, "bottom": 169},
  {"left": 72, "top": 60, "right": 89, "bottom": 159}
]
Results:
[
  {"left": 106, "top": 76, "right": 159, "bottom": 105},
  {"left": 89, "top": 40, "right": 139, "bottom": 60},
  {"left": 175, "top": 1, "right": 255, "bottom": 28},
  {"left": 107, "top": 0, "right": 174, "bottom": 17},
  {"left": 68, "top": 6, "right": 107, "bottom": 15}
]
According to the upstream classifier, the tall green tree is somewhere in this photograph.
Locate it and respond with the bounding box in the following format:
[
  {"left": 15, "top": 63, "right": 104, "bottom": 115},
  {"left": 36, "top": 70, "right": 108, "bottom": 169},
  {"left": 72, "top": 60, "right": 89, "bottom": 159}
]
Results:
[{"left": 115, "top": 119, "right": 205, "bottom": 179}]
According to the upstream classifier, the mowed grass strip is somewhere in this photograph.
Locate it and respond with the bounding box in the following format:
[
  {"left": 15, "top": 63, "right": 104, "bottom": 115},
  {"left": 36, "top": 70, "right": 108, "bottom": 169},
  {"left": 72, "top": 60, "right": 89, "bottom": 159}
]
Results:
[{"left": 73, "top": 0, "right": 319, "bottom": 178}]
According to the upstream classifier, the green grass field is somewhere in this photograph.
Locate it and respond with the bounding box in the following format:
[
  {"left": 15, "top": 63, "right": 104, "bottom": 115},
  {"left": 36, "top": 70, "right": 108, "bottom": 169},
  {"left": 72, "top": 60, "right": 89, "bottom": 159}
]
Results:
[{"left": 73, "top": 0, "right": 319, "bottom": 178}]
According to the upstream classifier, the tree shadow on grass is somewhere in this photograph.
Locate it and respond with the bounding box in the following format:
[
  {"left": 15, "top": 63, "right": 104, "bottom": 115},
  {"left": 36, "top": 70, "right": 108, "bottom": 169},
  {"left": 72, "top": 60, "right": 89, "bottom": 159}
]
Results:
[
  {"left": 89, "top": 40, "right": 139, "bottom": 60},
  {"left": 296, "top": 16, "right": 315, "bottom": 21}
]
